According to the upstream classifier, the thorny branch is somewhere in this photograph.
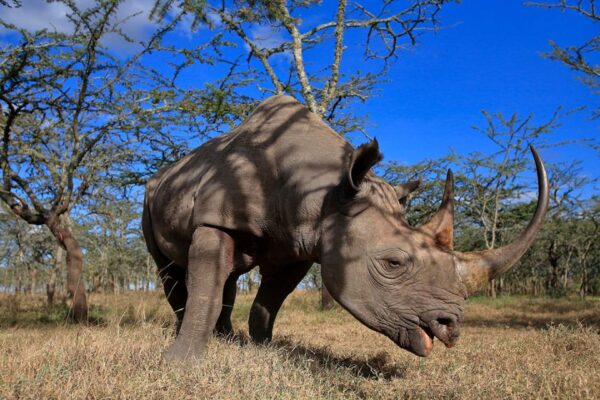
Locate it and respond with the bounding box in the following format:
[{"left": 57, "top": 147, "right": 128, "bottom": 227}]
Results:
[{"left": 525, "top": 0, "right": 599, "bottom": 21}]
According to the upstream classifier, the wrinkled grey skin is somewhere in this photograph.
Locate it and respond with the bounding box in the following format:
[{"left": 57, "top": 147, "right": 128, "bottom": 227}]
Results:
[{"left": 142, "top": 95, "right": 548, "bottom": 362}]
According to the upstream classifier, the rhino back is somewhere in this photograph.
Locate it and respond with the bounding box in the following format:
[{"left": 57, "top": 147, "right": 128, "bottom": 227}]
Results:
[{"left": 147, "top": 95, "right": 351, "bottom": 262}]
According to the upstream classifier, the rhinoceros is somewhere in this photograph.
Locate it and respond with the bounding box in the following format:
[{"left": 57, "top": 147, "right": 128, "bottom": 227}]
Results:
[{"left": 142, "top": 95, "right": 548, "bottom": 361}]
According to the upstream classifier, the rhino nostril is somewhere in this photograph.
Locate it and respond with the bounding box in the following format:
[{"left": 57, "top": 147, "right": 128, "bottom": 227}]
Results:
[{"left": 437, "top": 317, "right": 454, "bottom": 328}]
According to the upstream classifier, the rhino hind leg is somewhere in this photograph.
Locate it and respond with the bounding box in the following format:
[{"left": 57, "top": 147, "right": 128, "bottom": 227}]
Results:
[
  {"left": 158, "top": 262, "right": 188, "bottom": 334},
  {"left": 214, "top": 273, "right": 239, "bottom": 337},
  {"left": 162, "top": 227, "right": 234, "bottom": 363},
  {"left": 249, "top": 261, "right": 312, "bottom": 344}
]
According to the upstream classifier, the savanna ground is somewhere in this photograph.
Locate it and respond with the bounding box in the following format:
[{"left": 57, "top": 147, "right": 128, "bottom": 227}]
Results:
[{"left": 1, "top": 291, "right": 599, "bottom": 399}]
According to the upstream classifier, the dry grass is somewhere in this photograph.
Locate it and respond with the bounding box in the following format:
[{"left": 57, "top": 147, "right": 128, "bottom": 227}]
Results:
[{"left": 1, "top": 291, "right": 599, "bottom": 399}]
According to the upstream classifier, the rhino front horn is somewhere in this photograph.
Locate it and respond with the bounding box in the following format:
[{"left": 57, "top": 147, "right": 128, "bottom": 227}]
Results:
[{"left": 454, "top": 145, "right": 549, "bottom": 295}]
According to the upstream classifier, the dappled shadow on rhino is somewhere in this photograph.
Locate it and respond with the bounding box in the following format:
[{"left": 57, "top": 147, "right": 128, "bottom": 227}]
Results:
[{"left": 142, "top": 95, "right": 550, "bottom": 362}]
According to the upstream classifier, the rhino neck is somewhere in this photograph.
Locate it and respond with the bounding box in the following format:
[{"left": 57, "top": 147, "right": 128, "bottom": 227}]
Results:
[
  {"left": 319, "top": 230, "right": 378, "bottom": 330},
  {"left": 317, "top": 202, "right": 359, "bottom": 308},
  {"left": 317, "top": 176, "right": 403, "bottom": 314}
]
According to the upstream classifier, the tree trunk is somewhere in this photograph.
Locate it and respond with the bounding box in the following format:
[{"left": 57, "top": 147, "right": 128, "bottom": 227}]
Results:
[
  {"left": 2, "top": 265, "right": 9, "bottom": 293},
  {"left": 47, "top": 214, "right": 87, "bottom": 322},
  {"left": 111, "top": 274, "right": 118, "bottom": 294},
  {"left": 47, "top": 266, "right": 57, "bottom": 306},
  {"left": 145, "top": 254, "right": 151, "bottom": 291},
  {"left": 547, "top": 241, "right": 561, "bottom": 294},
  {"left": 15, "top": 247, "right": 23, "bottom": 293},
  {"left": 27, "top": 266, "right": 37, "bottom": 295},
  {"left": 91, "top": 273, "right": 102, "bottom": 293},
  {"left": 47, "top": 246, "right": 63, "bottom": 306},
  {"left": 488, "top": 279, "right": 497, "bottom": 299},
  {"left": 578, "top": 251, "right": 590, "bottom": 300},
  {"left": 580, "top": 267, "right": 587, "bottom": 300},
  {"left": 247, "top": 270, "right": 255, "bottom": 293}
]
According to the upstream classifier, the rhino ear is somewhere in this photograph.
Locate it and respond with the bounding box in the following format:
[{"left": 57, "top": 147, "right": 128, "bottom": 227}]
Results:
[
  {"left": 394, "top": 180, "right": 420, "bottom": 207},
  {"left": 347, "top": 139, "right": 382, "bottom": 192}
]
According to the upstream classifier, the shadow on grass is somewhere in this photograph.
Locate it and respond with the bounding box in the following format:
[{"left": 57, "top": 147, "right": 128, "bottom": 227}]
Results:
[
  {"left": 272, "top": 337, "right": 407, "bottom": 380},
  {"left": 218, "top": 331, "right": 406, "bottom": 380}
]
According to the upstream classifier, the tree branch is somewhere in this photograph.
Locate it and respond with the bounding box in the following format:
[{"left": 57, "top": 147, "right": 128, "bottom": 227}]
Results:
[
  {"left": 275, "top": 0, "right": 318, "bottom": 113},
  {"left": 321, "top": 0, "right": 347, "bottom": 114},
  {"left": 525, "top": 0, "right": 600, "bottom": 21},
  {"left": 214, "top": 8, "right": 284, "bottom": 94}
]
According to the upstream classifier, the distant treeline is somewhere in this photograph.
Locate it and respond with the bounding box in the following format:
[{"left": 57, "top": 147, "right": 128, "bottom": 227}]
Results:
[{"left": 1, "top": 140, "right": 598, "bottom": 301}]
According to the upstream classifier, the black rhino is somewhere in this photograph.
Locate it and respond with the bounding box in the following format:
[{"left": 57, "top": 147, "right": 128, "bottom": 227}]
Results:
[{"left": 142, "top": 95, "right": 548, "bottom": 361}]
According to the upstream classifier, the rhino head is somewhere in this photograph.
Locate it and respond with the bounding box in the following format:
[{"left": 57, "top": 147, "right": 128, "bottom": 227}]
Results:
[{"left": 320, "top": 140, "right": 548, "bottom": 357}]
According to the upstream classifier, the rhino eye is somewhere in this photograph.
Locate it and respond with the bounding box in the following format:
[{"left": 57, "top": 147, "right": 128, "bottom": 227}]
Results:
[{"left": 372, "top": 249, "right": 412, "bottom": 274}]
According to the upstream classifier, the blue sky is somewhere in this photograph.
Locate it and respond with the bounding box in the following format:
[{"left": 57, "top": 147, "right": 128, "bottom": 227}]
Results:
[{"left": 350, "top": 1, "right": 598, "bottom": 177}]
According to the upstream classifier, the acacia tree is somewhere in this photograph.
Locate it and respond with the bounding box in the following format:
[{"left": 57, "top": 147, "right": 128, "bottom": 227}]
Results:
[
  {"left": 567, "top": 197, "right": 600, "bottom": 297},
  {"left": 80, "top": 192, "right": 151, "bottom": 293},
  {"left": 150, "top": 0, "right": 454, "bottom": 133},
  {"left": 0, "top": 205, "right": 54, "bottom": 298},
  {"left": 0, "top": 0, "right": 193, "bottom": 320},
  {"left": 0, "top": 9, "right": 117, "bottom": 319},
  {"left": 531, "top": 160, "right": 594, "bottom": 295}
]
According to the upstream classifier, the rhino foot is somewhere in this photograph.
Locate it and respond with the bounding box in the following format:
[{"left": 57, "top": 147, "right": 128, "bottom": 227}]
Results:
[{"left": 162, "top": 337, "right": 207, "bottom": 363}]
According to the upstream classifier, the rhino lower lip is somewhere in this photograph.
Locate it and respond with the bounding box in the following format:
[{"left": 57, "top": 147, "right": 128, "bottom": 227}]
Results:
[
  {"left": 422, "top": 326, "right": 436, "bottom": 343},
  {"left": 418, "top": 327, "right": 434, "bottom": 355}
]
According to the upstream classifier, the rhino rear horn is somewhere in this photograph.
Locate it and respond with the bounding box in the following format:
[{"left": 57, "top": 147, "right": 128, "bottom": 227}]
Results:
[
  {"left": 421, "top": 169, "right": 454, "bottom": 250},
  {"left": 347, "top": 139, "right": 382, "bottom": 192},
  {"left": 455, "top": 146, "right": 549, "bottom": 295}
]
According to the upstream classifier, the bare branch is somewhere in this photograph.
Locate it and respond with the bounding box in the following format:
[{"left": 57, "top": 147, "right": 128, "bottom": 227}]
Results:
[
  {"left": 214, "top": 7, "right": 284, "bottom": 94},
  {"left": 274, "top": 0, "right": 318, "bottom": 113},
  {"left": 525, "top": 0, "right": 600, "bottom": 21},
  {"left": 321, "top": 0, "right": 347, "bottom": 114}
]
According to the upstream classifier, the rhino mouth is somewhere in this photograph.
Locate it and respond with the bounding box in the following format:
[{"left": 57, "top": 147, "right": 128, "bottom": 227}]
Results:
[
  {"left": 398, "top": 323, "right": 458, "bottom": 357},
  {"left": 426, "top": 319, "right": 459, "bottom": 349},
  {"left": 422, "top": 325, "right": 455, "bottom": 347}
]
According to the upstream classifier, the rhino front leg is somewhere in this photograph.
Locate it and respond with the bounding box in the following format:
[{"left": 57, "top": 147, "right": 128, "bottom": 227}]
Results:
[
  {"left": 249, "top": 261, "right": 312, "bottom": 344},
  {"left": 162, "top": 227, "right": 234, "bottom": 362}
]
